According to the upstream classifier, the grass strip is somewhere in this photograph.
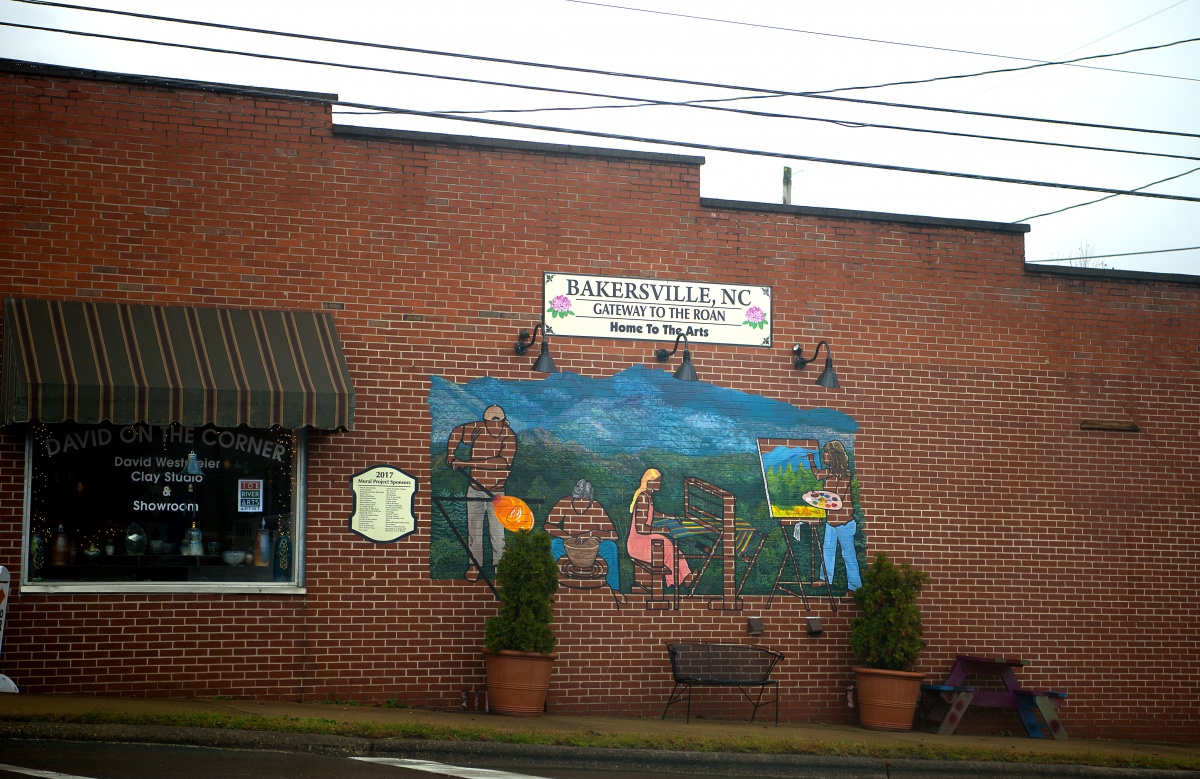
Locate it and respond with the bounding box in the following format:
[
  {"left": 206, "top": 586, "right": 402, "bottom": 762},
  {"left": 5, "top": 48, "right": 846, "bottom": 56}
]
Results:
[{"left": 1, "top": 711, "right": 1196, "bottom": 773}]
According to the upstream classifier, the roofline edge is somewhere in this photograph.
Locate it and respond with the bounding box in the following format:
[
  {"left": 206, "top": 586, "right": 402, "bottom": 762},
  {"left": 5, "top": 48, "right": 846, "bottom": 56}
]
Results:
[
  {"left": 0, "top": 58, "right": 338, "bottom": 104},
  {"left": 699, "top": 197, "right": 1031, "bottom": 235},
  {"left": 334, "top": 125, "right": 707, "bottom": 166}
]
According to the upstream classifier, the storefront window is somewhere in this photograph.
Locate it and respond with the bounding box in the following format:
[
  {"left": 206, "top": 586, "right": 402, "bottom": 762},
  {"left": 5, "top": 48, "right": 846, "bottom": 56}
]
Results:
[{"left": 23, "top": 421, "right": 304, "bottom": 591}]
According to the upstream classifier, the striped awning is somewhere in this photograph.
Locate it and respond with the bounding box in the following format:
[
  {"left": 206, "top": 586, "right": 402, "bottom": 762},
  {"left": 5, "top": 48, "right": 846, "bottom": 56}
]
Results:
[{"left": 2, "top": 299, "right": 355, "bottom": 431}]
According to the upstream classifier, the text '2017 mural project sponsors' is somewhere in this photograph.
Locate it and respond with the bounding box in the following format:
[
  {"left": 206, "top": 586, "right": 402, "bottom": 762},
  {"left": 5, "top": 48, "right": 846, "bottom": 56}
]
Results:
[{"left": 544, "top": 272, "right": 771, "bottom": 348}]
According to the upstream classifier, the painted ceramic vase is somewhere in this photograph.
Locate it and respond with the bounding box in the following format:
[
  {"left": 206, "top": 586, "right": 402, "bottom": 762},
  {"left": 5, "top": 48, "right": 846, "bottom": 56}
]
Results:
[
  {"left": 182, "top": 522, "right": 204, "bottom": 556},
  {"left": 253, "top": 518, "right": 271, "bottom": 567},
  {"left": 29, "top": 532, "right": 46, "bottom": 577},
  {"left": 50, "top": 524, "right": 71, "bottom": 566},
  {"left": 124, "top": 522, "right": 146, "bottom": 556},
  {"left": 272, "top": 532, "right": 290, "bottom": 582}
]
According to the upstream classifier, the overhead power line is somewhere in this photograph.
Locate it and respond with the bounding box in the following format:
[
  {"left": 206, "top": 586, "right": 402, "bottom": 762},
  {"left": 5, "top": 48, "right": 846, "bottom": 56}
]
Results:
[
  {"left": 1026, "top": 245, "right": 1200, "bottom": 263},
  {"left": 429, "top": 99, "right": 1199, "bottom": 162},
  {"left": 269, "top": 94, "right": 1200, "bottom": 204},
  {"left": 1054, "top": 0, "right": 1194, "bottom": 57},
  {"left": 12, "top": 0, "right": 1200, "bottom": 140},
  {"left": 564, "top": 0, "right": 1199, "bottom": 83},
  {"left": 1019, "top": 166, "right": 1200, "bottom": 221},
  {"left": 430, "top": 99, "right": 1199, "bottom": 163},
  {"left": 9, "top": 30, "right": 1197, "bottom": 205},
  {"left": 441, "top": 99, "right": 1200, "bottom": 163},
  {"left": 5, "top": 35, "right": 1200, "bottom": 203},
  {"left": 799, "top": 36, "right": 1200, "bottom": 96},
  {"left": 9, "top": 21, "right": 1197, "bottom": 165},
  {"left": 804, "top": 92, "right": 1198, "bottom": 139}
]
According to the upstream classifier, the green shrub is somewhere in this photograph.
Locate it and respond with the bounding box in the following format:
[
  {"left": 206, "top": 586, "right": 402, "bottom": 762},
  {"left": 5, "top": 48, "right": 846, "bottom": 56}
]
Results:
[
  {"left": 849, "top": 552, "right": 930, "bottom": 671},
  {"left": 484, "top": 529, "right": 559, "bottom": 654}
]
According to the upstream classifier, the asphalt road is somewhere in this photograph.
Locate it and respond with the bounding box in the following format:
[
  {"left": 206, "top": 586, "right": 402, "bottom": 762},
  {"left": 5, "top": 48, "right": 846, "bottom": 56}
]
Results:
[
  {"left": 0, "top": 740, "right": 863, "bottom": 779},
  {"left": 3, "top": 735, "right": 1198, "bottom": 779}
]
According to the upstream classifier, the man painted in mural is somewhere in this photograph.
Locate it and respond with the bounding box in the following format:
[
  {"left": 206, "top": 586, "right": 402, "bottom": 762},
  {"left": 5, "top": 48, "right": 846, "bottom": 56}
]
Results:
[
  {"left": 445, "top": 404, "right": 517, "bottom": 582},
  {"left": 543, "top": 478, "right": 626, "bottom": 605},
  {"left": 807, "top": 440, "right": 862, "bottom": 591},
  {"left": 627, "top": 468, "right": 695, "bottom": 589}
]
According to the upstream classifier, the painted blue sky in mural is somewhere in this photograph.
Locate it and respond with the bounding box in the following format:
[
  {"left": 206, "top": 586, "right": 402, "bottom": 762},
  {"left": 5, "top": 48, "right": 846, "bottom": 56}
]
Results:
[
  {"left": 429, "top": 365, "right": 856, "bottom": 457},
  {"left": 763, "top": 446, "right": 825, "bottom": 472}
]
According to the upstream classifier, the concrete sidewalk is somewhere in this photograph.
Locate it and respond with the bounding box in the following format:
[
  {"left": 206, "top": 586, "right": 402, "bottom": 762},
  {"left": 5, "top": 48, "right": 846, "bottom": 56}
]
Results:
[{"left": 1, "top": 693, "right": 1197, "bottom": 777}]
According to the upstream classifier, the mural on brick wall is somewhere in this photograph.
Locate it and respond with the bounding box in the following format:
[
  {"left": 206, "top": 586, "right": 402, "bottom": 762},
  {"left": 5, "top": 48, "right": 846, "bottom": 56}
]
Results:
[{"left": 428, "top": 365, "right": 864, "bottom": 610}]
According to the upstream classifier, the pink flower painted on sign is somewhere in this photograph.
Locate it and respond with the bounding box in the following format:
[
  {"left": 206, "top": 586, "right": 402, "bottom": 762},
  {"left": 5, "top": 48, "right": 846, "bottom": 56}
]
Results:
[
  {"left": 743, "top": 306, "right": 768, "bottom": 329},
  {"left": 548, "top": 295, "right": 575, "bottom": 319}
]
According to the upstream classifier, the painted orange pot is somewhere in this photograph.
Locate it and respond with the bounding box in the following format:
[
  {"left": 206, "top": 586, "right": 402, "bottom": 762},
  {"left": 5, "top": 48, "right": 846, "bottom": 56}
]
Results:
[{"left": 493, "top": 496, "right": 533, "bottom": 532}]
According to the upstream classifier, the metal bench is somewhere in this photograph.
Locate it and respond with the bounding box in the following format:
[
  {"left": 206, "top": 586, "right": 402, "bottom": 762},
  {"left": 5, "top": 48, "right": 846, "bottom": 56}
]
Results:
[{"left": 662, "top": 642, "right": 784, "bottom": 723}]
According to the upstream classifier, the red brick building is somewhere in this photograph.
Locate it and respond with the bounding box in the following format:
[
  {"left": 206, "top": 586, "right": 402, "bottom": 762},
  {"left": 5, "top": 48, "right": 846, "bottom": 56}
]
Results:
[{"left": 0, "top": 59, "right": 1196, "bottom": 740}]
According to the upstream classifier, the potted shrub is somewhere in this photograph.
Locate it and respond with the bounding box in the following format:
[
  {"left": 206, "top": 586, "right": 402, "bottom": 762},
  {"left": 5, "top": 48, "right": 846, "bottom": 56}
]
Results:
[
  {"left": 483, "top": 526, "right": 559, "bottom": 716},
  {"left": 849, "top": 551, "right": 930, "bottom": 731}
]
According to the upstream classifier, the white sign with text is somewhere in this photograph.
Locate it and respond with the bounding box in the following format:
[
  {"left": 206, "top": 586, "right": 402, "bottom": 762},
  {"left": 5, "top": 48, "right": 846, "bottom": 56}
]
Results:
[
  {"left": 348, "top": 465, "right": 419, "bottom": 544},
  {"left": 542, "top": 272, "right": 771, "bottom": 347},
  {"left": 238, "top": 479, "right": 264, "bottom": 513}
]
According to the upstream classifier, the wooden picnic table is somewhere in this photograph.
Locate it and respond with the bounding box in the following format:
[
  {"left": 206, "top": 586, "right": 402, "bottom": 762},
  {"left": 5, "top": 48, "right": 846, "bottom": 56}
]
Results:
[{"left": 920, "top": 655, "right": 1068, "bottom": 740}]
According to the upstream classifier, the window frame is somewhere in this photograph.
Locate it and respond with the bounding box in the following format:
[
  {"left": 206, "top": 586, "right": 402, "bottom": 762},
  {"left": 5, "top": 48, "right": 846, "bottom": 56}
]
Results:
[{"left": 19, "top": 424, "right": 308, "bottom": 595}]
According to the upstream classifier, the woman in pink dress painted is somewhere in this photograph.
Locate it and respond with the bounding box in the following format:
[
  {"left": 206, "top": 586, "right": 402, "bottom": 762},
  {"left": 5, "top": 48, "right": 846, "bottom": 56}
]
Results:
[{"left": 626, "top": 468, "right": 693, "bottom": 588}]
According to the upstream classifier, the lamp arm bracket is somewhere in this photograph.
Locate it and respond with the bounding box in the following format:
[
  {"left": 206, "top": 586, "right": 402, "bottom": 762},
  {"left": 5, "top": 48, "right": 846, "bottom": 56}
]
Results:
[
  {"left": 515, "top": 324, "right": 544, "bottom": 355},
  {"left": 793, "top": 340, "right": 832, "bottom": 370},
  {"left": 655, "top": 332, "right": 689, "bottom": 362}
]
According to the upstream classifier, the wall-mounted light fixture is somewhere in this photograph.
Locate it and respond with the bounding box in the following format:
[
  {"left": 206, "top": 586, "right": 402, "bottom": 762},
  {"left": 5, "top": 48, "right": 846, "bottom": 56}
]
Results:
[
  {"left": 805, "top": 616, "right": 824, "bottom": 636},
  {"left": 655, "top": 333, "right": 698, "bottom": 382},
  {"left": 515, "top": 324, "right": 557, "bottom": 373},
  {"left": 746, "top": 616, "right": 765, "bottom": 636},
  {"left": 792, "top": 341, "right": 839, "bottom": 388}
]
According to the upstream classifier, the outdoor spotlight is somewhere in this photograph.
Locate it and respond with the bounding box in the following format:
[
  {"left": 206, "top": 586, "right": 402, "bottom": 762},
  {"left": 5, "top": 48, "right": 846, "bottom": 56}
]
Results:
[
  {"left": 655, "top": 333, "right": 699, "bottom": 382},
  {"left": 792, "top": 341, "right": 839, "bottom": 388},
  {"left": 515, "top": 324, "right": 557, "bottom": 373}
]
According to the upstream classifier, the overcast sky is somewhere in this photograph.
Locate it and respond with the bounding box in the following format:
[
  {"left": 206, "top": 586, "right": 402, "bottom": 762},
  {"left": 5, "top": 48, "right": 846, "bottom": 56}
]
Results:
[{"left": 2, "top": 0, "right": 1197, "bottom": 275}]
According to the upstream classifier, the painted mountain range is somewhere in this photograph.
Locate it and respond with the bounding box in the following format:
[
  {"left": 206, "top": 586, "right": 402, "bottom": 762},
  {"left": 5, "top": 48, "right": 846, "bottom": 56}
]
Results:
[{"left": 428, "top": 364, "right": 856, "bottom": 457}]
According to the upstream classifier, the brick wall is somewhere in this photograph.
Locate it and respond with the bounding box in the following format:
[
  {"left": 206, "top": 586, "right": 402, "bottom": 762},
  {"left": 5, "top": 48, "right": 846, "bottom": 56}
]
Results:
[{"left": 0, "top": 62, "right": 1197, "bottom": 739}]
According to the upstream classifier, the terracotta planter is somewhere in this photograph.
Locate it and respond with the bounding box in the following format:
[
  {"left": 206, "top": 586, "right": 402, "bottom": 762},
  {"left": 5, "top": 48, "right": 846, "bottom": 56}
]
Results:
[
  {"left": 853, "top": 667, "right": 924, "bottom": 731},
  {"left": 484, "top": 649, "right": 557, "bottom": 716}
]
